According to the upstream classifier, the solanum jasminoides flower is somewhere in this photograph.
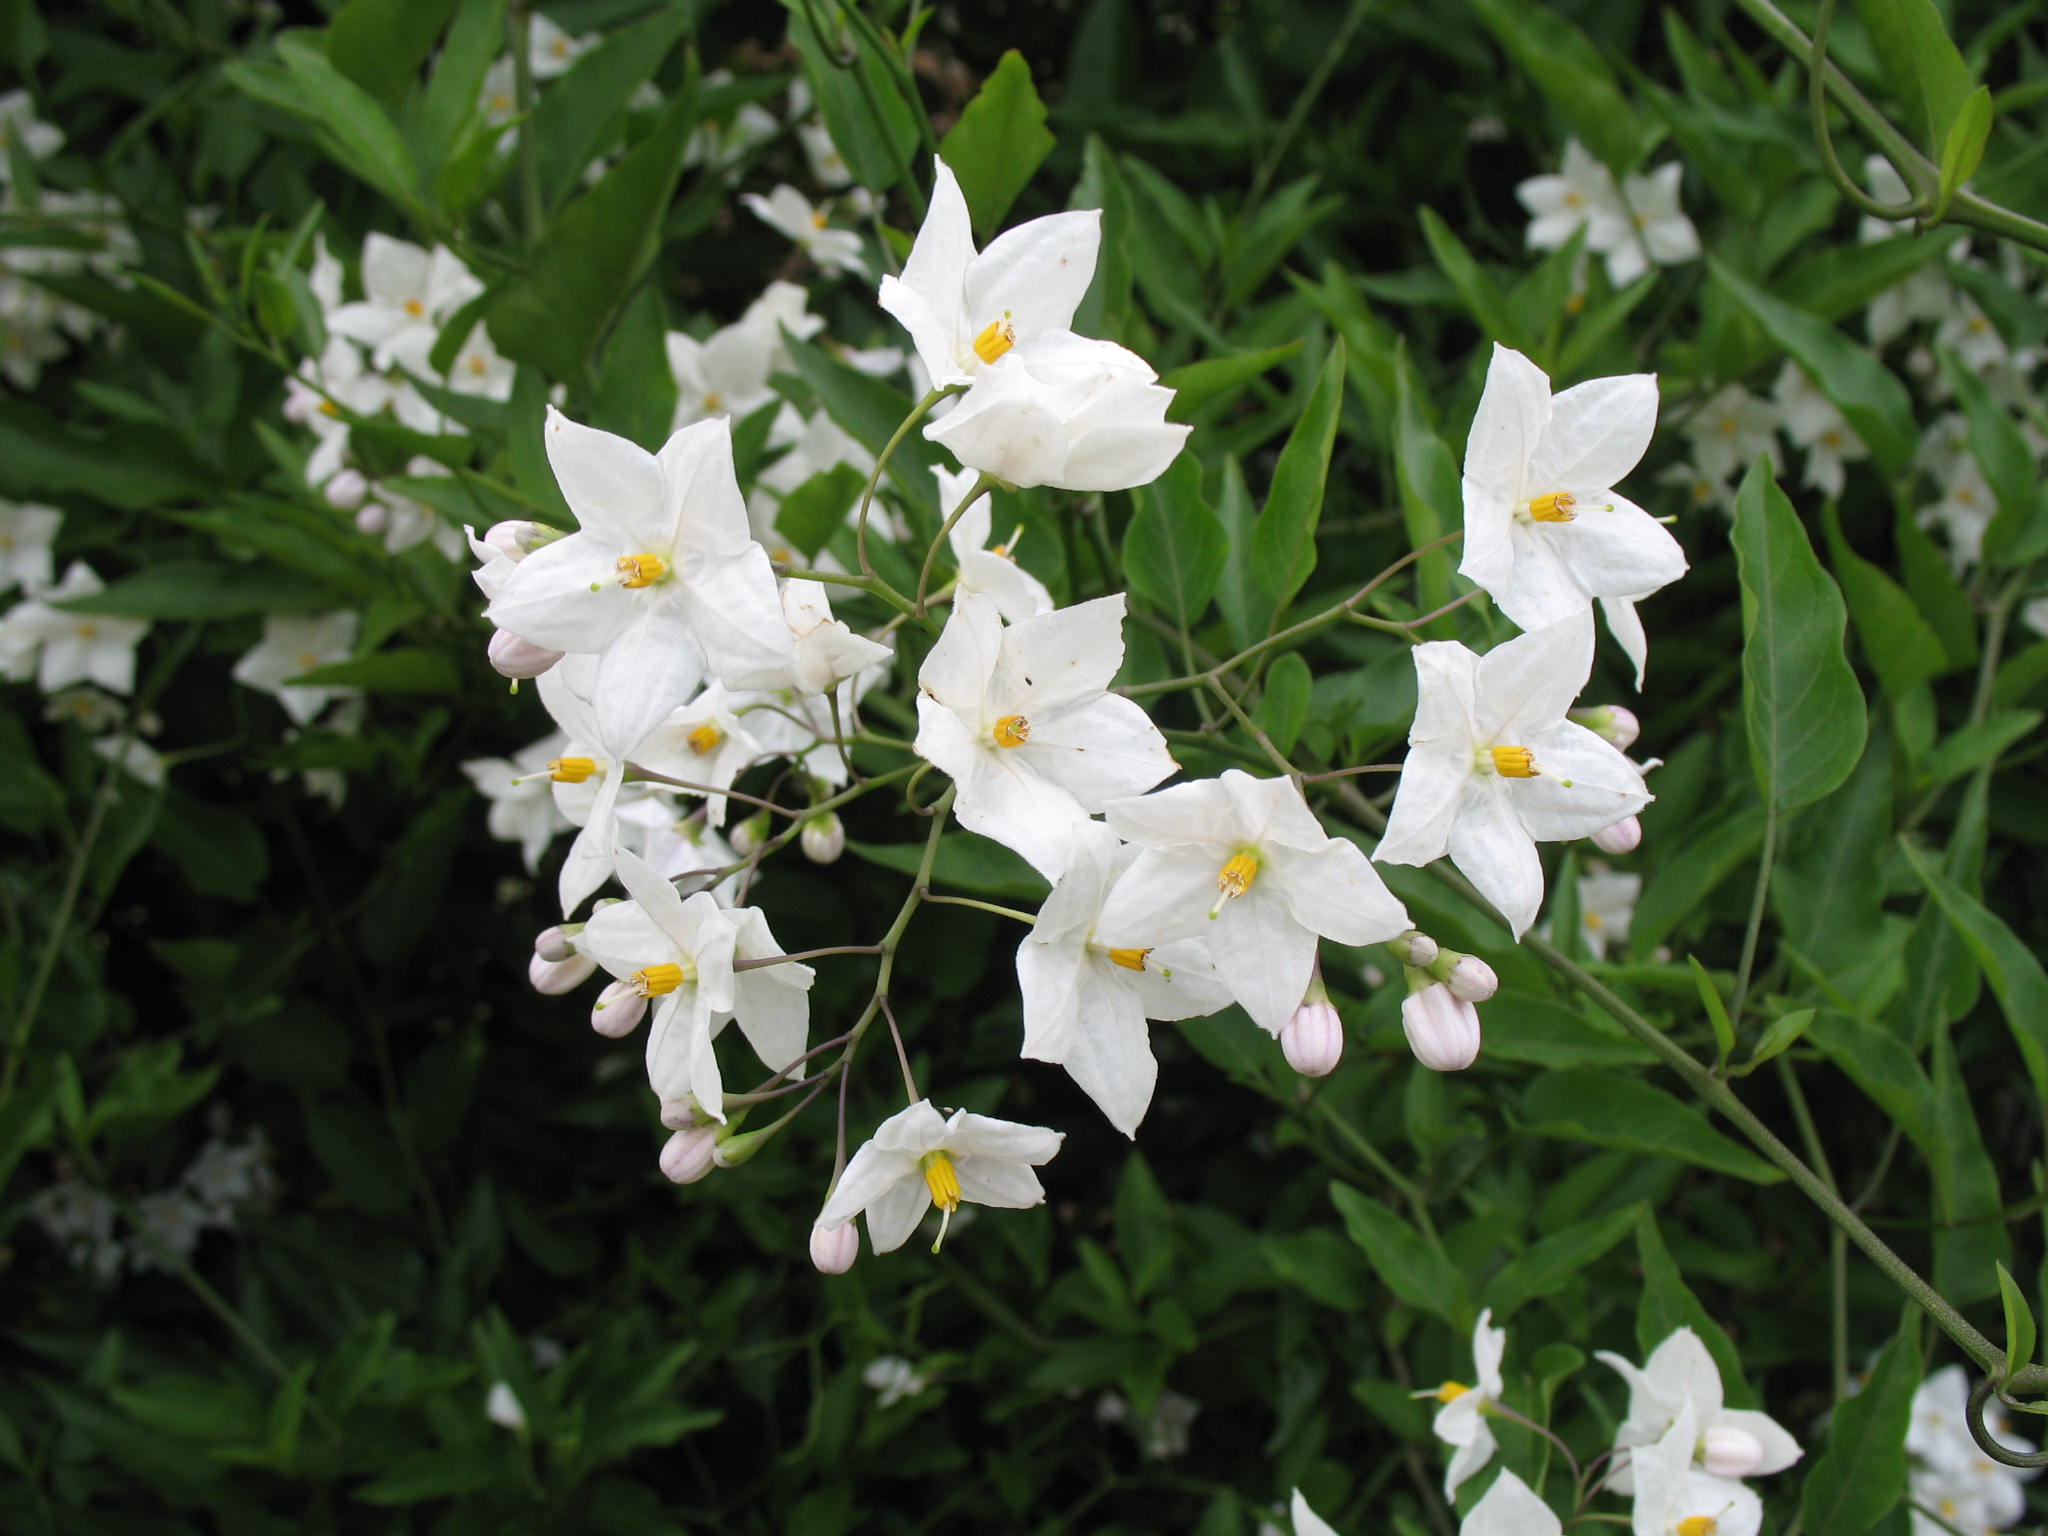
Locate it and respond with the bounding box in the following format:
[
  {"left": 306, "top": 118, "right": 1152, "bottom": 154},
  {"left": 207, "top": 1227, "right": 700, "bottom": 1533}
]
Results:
[
  {"left": 815, "top": 1099, "right": 1063, "bottom": 1255},
  {"left": 1596, "top": 1328, "right": 1801, "bottom": 1492},
  {"left": 1430, "top": 1309, "right": 1507, "bottom": 1498},
  {"left": 915, "top": 590, "right": 1176, "bottom": 880},
  {"left": 230, "top": 611, "right": 360, "bottom": 726},
  {"left": 1462, "top": 1470, "right": 1561, "bottom": 1536},
  {"left": 1628, "top": 1401, "right": 1763, "bottom": 1536},
  {"left": 1459, "top": 345, "right": 1686, "bottom": 686},
  {"left": 1375, "top": 614, "right": 1651, "bottom": 940},
  {"left": 0, "top": 563, "right": 150, "bottom": 695}
]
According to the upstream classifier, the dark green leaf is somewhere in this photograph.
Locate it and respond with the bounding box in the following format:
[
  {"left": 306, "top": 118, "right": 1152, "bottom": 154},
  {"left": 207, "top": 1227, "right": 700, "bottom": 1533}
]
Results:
[
  {"left": 1854, "top": 0, "right": 1974, "bottom": 150},
  {"left": 1258, "top": 653, "right": 1312, "bottom": 756},
  {"left": 327, "top": 0, "right": 460, "bottom": 104},
  {"left": 938, "top": 50, "right": 1055, "bottom": 237},
  {"left": 529, "top": 8, "right": 692, "bottom": 212},
  {"left": 1329, "top": 1182, "right": 1467, "bottom": 1322},
  {"left": 1161, "top": 341, "right": 1300, "bottom": 421},
  {"left": 1521, "top": 1068, "right": 1784, "bottom": 1183},
  {"left": 52, "top": 560, "right": 326, "bottom": 619},
  {"left": 1481, "top": 1204, "right": 1638, "bottom": 1321},
  {"left": 1801, "top": 1310, "right": 1919, "bottom": 1536},
  {"left": 1252, "top": 339, "right": 1343, "bottom": 610},
  {"left": 1124, "top": 452, "right": 1225, "bottom": 630},
  {"left": 1934, "top": 86, "right": 1993, "bottom": 220},
  {"left": 290, "top": 649, "right": 460, "bottom": 694}
]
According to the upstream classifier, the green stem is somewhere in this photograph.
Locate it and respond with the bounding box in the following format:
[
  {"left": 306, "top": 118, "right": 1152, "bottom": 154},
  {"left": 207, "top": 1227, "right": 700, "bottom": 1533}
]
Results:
[
  {"left": 507, "top": 1, "right": 544, "bottom": 241},
  {"left": 916, "top": 890, "right": 1038, "bottom": 925},
  {"left": 1807, "top": 0, "right": 1931, "bottom": 218},
  {"left": 1727, "top": 797, "right": 1777, "bottom": 1031},
  {"left": 853, "top": 385, "right": 954, "bottom": 578},
  {"left": 914, "top": 471, "right": 999, "bottom": 614},
  {"left": 1776, "top": 1056, "right": 1849, "bottom": 1403},
  {"left": 1245, "top": 0, "right": 1377, "bottom": 210}
]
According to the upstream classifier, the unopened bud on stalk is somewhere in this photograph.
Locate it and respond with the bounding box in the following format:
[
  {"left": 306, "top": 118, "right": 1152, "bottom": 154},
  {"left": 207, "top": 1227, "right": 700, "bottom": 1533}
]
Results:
[
  {"left": 1401, "top": 983, "right": 1482, "bottom": 1071},
  {"left": 527, "top": 951, "right": 596, "bottom": 995},
  {"left": 1388, "top": 930, "right": 1439, "bottom": 969},
  {"left": 1437, "top": 952, "right": 1498, "bottom": 1003},
  {"left": 482, "top": 519, "right": 551, "bottom": 560},
  {"left": 1591, "top": 815, "right": 1642, "bottom": 855},
  {"left": 810, "top": 1221, "right": 859, "bottom": 1275},
  {"left": 659, "top": 1098, "right": 699, "bottom": 1131},
  {"left": 731, "top": 810, "right": 771, "bottom": 857},
  {"left": 488, "top": 630, "right": 563, "bottom": 679},
  {"left": 1571, "top": 704, "right": 1641, "bottom": 751},
  {"left": 800, "top": 811, "right": 845, "bottom": 864},
  {"left": 659, "top": 1125, "right": 718, "bottom": 1184},
  {"left": 711, "top": 1126, "right": 775, "bottom": 1169},
  {"left": 532, "top": 924, "right": 579, "bottom": 963},
  {"left": 1280, "top": 999, "right": 1345, "bottom": 1077},
  {"left": 1700, "top": 1425, "right": 1766, "bottom": 1479},
  {"left": 590, "top": 979, "right": 648, "bottom": 1038},
  {"left": 353, "top": 501, "right": 387, "bottom": 536},
  {"left": 324, "top": 468, "right": 368, "bottom": 511}
]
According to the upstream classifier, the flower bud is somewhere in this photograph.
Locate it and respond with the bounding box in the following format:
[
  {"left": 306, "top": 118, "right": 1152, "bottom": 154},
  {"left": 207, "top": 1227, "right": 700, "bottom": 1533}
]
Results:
[
  {"left": 1401, "top": 984, "right": 1481, "bottom": 1071},
  {"left": 659, "top": 1125, "right": 718, "bottom": 1184},
  {"left": 1280, "top": 999, "right": 1344, "bottom": 1077},
  {"left": 324, "top": 468, "right": 368, "bottom": 511},
  {"left": 1388, "top": 930, "right": 1440, "bottom": 969},
  {"left": 1591, "top": 815, "right": 1642, "bottom": 855},
  {"left": 659, "top": 1097, "right": 700, "bottom": 1130},
  {"left": 527, "top": 951, "right": 596, "bottom": 995},
  {"left": 730, "top": 810, "right": 771, "bottom": 857},
  {"left": 482, "top": 520, "right": 543, "bottom": 560},
  {"left": 590, "top": 979, "right": 648, "bottom": 1037},
  {"left": 1439, "top": 953, "right": 1498, "bottom": 1003},
  {"left": 1571, "top": 704, "right": 1641, "bottom": 751},
  {"left": 532, "top": 924, "right": 578, "bottom": 963},
  {"left": 800, "top": 811, "right": 845, "bottom": 865},
  {"left": 1700, "top": 1425, "right": 1766, "bottom": 1479},
  {"left": 488, "top": 630, "right": 564, "bottom": 680},
  {"left": 353, "top": 501, "right": 388, "bottom": 535},
  {"left": 811, "top": 1221, "right": 859, "bottom": 1275}
]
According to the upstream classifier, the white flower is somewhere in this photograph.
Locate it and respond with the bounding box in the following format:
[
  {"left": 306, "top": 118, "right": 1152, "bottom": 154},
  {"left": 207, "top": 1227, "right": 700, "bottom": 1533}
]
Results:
[
  {"left": 862, "top": 1356, "right": 927, "bottom": 1408},
  {"left": 1921, "top": 453, "right": 1996, "bottom": 570},
  {"left": 181, "top": 1130, "right": 276, "bottom": 1225},
  {"left": 1686, "top": 386, "right": 1781, "bottom": 487},
  {"left": 815, "top": 1099, "right": 1063, "bottom": 1255},
  {"left": 1375, "top": 615, "right": 1652, "bottom": 940},
  {"left": 1099, "top": 770, "right": 1412, "bottom": 1035},
  {"left": 326, "top": 235, "right": 484, "bottom": 373},
  {"left": 94, "top": 734, "right": 165, "bottom": 788},
  {"left": 1016, "top": 821, "right": 1231, "bottom": 1136},
  {"left": 439, "top": 323, "right": 515, "bottom": 401},
  {"left": 774, "top": 579, "right": 894, "bottom": 696},
  {"left": 231, "top": 611, "right": 359, "bottom": 726},
  {"left": 1628, "top": 1402, "right": 1763, "bottom": 1536},
  {"left": 1578, "top": 870, "right": 1640, "bottom": 961},
  {"left": 1517, "top": 140, "right": 1626, "bottom": 257},
  {"left": 1432, "top": 1309, "right": 1507, "bottom": 1498},
  {"left": 463, "top": 732, "right": 574, "bottom": 873},
  {"left": 485, "top": 409, "right": 795, "bottom": 755},
  {"left": 742, "top": 185, "right": 867, "bottom": 277},
  {"left": 939, "top": 465, "right": 1054, "bottom": 622},
  {"left": 667, "top": 322, "right": 776, "bottom": 431},
  {"left": 798, "top": 120, "right": 852, "bottom": 188},
  {"left": 1458, "top": 344, "right": 1685, "bottom": 686},
  {"left": 1289, "top": 1490, "right": 1342, "bottom": 1536},
  {"left": 282, "top": 336, "right": 394, "bottom": 487},
  {"left": 631, "top": 683, "right": 759, "bottom": 828},
  {"left": 527, "top": 13, "right": 594, "bottom": 78},
  {"left": 1597, "top": 1329, "right": 1801, "bottom": 1492},
  {"left": 1402, "top": 983, "right": 1481, "bottom": 1071},
  {"left": 0, "top": 563, "right": 150, "bottom": 695},
  {"left": 1772, "top": 361, "right": 1867, "bottom": 499},
  {"left": 0, "top": 90, "right": 64, "bottom": 177},
  {"left": 485, "top": 1382, "right": 527, "bottom": 1432},
  {"left": 28, "top": 1177, "right": 123, "bottom": 1282},
  {"left": 1604, "top": 162, "right": 1701, "bottom": 288},
  {"left": 1462, "top": 1470, "right": 1560, "bottom": 1536},
  {"left": 1937, "top": 296, "right": 2011, "bottom": 374},
  {"left": 128, "top": 1189, "right": 211, "bottom": 1273},
  {"left": 0, "top": 500, "right": 61, "bottom": 594},
  {"left": 914, "top": 590, "right": 1176, "bottom": 880}
]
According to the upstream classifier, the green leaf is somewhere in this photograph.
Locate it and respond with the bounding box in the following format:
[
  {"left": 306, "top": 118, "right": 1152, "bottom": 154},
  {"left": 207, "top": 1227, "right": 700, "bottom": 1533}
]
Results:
[
  {"left": 528, "top": 7, "right": 692, "bottom": 212},
  {"left": 1630, "top": 807, "right": 1765, "bottom": 958},
  {"left": 1934, "top": 86, "right": 1993, "bottom": 221},
  {"left": 1466, "top": 0, "right": 1650, "bottom": 172},
  {"left": 1418, "top": 208, "right": 1525, "bottom": 353},
  {"left": 420, "top": 0, "right": 505, "bottom": 174},
  {"left": 1329, "top": 1182, "right": 1467, "bottom": 1323},
  {"left": 1801, "top": 1309, "right": 1919, "bottom": 1536},
  {"left": 1997, "top": 1263, "right": 2037, "bottom": 1383},
  {"left": 1689, "top": 956, "right": 1736, "bottom": 1067},
  {"left": 1633, "top": 1208, "right": 1754, "bottom": 1405},
  {"left": 1854, "top": 0, "right": 1975, "bottom": 151},
  {"left": 1521, "top": 1069, "right": 1785, "bottom": 1183},
  {"left": 1731, "top": 462, "right": 1868, "bottom": 811},
  {"left": 1114, "top": 1154, "right": 1177, "bottom": 1301},
  {"left": 1899, "top": 838, "right": 2048, "bottom": 1106},
  {"left": 51, "top": 559, "right": 326, "bottom": 619},
  {"left": 270, "top": 32, "right": 423, "bottom": 217},
  {"left": 1711, "top": 262, "right": 1917, "bottom": 473},
  {"left": 1124, "top": 454, "right": 1226, "bottom": 631},
  {"left": 1481, "top": 1204, "right": 1639, "bottom": 1322},
  {"left": 1264, "top": 1228, "right": 1374, "bottom": 1310},
  {"left": 847, "top": 836, "right": 1048, "bottom": 903},
  {"left": 1740, "top": 1007, "right": 1815, "bottom": 1073},
  {"left": 783, "top": 0, "right": 917, "bottom": 194},
  {"left": 1393, "top": 351, "right": 1458, "bottom": 615},
  {"left": 1918, "top": 709, "right": 2039, "bottom": 791},
  {"left": 779, "top": 333, "right": 942, "bottom": 509},
  {"left": 1252, "top": 339, "right": 1344, "bottom": 611},
  {"left": 1161, "top": 341, "right": 1300, "bottom": 421},
  {"left": 1820, "top": 503, "right": 1950, "bottom": 696},
  {"left": 1258, "top": 653, "right": 1312, "bottom": 756},
  {"left": 1895, "top": 501, "right": 1978, "bottom": 671},
  {"left": 772, "top": 463, "right": 868, "bottom": 562},
  {"left": 290, "top": 649, "right": 459, "bottom": 694},
  {"left": 483, "top": 87, "right": 697, "bottom": 382},
  {"left": 1212, "top": 456, "right": 1264, "bottom": 650},
  {"left": 938, "top": 50, "right": 1055, "bottom": 238},
  {"left": 1806, "top": 1012, "right": 1934, "bottom": 1148},
  {"left": 327, "top": 0, "right": 460, "bottom": 104}
]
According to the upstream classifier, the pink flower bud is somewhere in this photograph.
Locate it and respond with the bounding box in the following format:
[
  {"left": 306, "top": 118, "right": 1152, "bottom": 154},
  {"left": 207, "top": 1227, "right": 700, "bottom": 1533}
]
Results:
[
  {"left": 324, "top": 468, "right": 368, "bottom": 510},
  {"left": 659, "top": 1098, "right": 700, "bottom": 1130},
  {"left": 487, "top": 630, "right": 563, "bottom": 680},
  {"left": 1280, "top": 1000, "right": 1344, "bottom": 1077},
  {"left": 527, "top": 951, "right": 596, "bottom": 995},
  {"left": 590, "top": 979, "right": 648, "bottom": 1038},
  {"left": 1401, "top": 984, "right": 1481, "bottom": 1071},
  {"left": 353, "top": 501, "right": 388, "bottom": 535},
  {"left": 1591, "top": 815, "right": 1642, "bottom": 855},
  {"left": 811, "top": 1221, "right": 859, "bottom": 1274},
  {"left": 1441, "top": 954, "right": 1498, "bottom": 1003},
  {"left": 1700, "top": 1425, "right": 1765, "bottom": 1479},
  {"left": 1571, "top": 704, "right": 1641, "bottom": 750},
  {"left": 659, "top": 1126, "right": 718, "bottom": 1184},
  {"left": 1389, "top": 931, "right": 1440, "bottom": 969},
  {"left": 532, "top": 925, "right": 577, "bottom": 963},
  {"left": 800, "top": 812, "right": 845, "bottom": 865},
  {"left": 482, "top": 520, "right": 540, "bottom": 560}
]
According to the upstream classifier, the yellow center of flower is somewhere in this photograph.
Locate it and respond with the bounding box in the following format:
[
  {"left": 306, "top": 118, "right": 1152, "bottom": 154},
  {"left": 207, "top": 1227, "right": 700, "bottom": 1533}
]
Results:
[
  {"left": 548, "top": 756, "right": 598, "bottom": 783},
  {"left": 1108, "top": 947, "right": 1152, "bottom": 972},
  {"left": 404, "top": 298, "right": 425, "bottom": 318},
  {"left": 318, "top": 400, "right": 341, "bottom": 417},
  {"left": 1527, "top": 491, "right": 1577, "bottom": 522},
  {"left": 466, "top": 353, "right": 488, "bottom": 375},
  {"left": 1436, "top": 1380, "right": 1469, "bottom": 1403},
  {"left": 617, "top": 552, "right": 666, "bottom": 587},
  {"left": 973, "top": 318, "right": 1016, "bottom": 365},
  {"left": 489, "top": 94, "right": 512, "bottom": 114},
  {"left": 1490, "top": 745, "right": 1538, "bottom": 778},
  {"left": 1210, "top": 851, "right": 1259, "bottom": 918},
  {"left": 1969, "top": 315, "right": 1990, "bottom": 334},
  {"left": 703, "top": 391, "right": 724, "bottom": 413},
  {"left": 631, "top": 962, "right": 686, "bottom": 996},
  {"left": 1585, "top": 911, "right": 1605, "bottom": 930},
  {"left": 296, "top": 651, "right": 319, "bottom": 671},
  {"left": 810, "top": 209, "right": 829, "bottom": 230},
  {"left": 1676, "top": 1519, "right": 1717, "bottom": 1536},
  {"left": 688, "top": 723, "right": 721, "bottom": 755},
  {"left": 922, "top": 1150, "right": 962, "bottom": 1252},
  {"left": 75, "top": 621, "right": 97, "bottom": 639},
  {"left": 550, "top": 36, "right": 569, "bottom": 57},
  {"left": 993, "top": 714, "right": 1031, "bottom": 748},
  {"left": 990, "top": 524, "right": 1026, "bottom": 559}
]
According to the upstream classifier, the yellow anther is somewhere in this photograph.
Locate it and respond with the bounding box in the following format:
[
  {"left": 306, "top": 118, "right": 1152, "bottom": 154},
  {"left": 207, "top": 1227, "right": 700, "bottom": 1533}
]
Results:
[
  {"left": 1211, "top": 851, "right": 1259, "bottom": 917},
  {"left": 702, "top": 391, "right": 724, "bottom": 414},
  {"left": 810, "top": 209, "right": 829, "bottom": 230},
  {"left": 466, "top": 353, "right": 488, "bottom": 376},
  {"left": 1490, "top": 746, "right": 1538, "bottom": 778},
  {"left": 1435, "top": 1380, "right": 1470, "bottom": 1404},
  {"left": 1527, "top": 491, "right": 1577, "bottom": 522},
  {"left": 548, "top": 756, "right": 598, "bottom": 784},
  {"left": 404, "top": 298, "right": 425, "bottom": 318},
  {"left": 631, "top": 962, "right": 685, "bottom": 996},
  {"left": 993, "top": 714, "right": 1031, "bottom": 749},
  {"left": 990, "top": 524, "right": 1026, "bottom": 559},
  {"left": 687, "top": 723, "right": 721, "bottom": 755},
  {"left": 921, "top": 1150, "right": 961, "bottom": 1212},
  {"left": 972, "top": 317, "right": 1016, "bottom": 365},
  {"left": 616, "top": 552, "right": 666, "bottom": 587},
  {"left": 1676, "top": 1519, "right": 1717, "bottom": 1536},
  {"left": 1108, "top": 947, "right": 1152, "bottom": 972},
  {"left": 318, "top": 399, "right": 341, "bottom": 417},
  {"left": 1584, "top": 911, "right": 1605, "bottom": 930}
]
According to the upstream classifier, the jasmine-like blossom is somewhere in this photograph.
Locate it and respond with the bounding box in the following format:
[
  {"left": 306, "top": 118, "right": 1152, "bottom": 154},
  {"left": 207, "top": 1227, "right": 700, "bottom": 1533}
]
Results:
[
  {"left": 0, "top": 563, "right": 150, "bottom": 695},
  {"left": 1429, "top": 1309, "right": 1507, "bottom": 1498},
  {"left": 742, "top": 185, "right": 867, "bottom": 277},
  {"left": 1597, "top": 1328, "right": 1801, "bottom": 1490},
  {"left": 230, "top": 611, "right": 360, "bottom": 726}
]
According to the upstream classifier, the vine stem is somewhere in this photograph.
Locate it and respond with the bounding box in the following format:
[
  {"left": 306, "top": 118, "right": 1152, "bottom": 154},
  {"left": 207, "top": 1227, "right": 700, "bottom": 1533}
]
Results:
[
  {"left": 914, "top": 471, "right": 1000, "bottom": 615},
  {"left": 854, "top": 386, "right": 956, "bottom": 578}
]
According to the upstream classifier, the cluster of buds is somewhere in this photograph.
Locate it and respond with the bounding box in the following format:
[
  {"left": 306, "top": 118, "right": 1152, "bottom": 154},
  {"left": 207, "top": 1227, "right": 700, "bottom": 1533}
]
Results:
[{"left": 1390, "top": 931, "right": 1493, "bottom": 1072}]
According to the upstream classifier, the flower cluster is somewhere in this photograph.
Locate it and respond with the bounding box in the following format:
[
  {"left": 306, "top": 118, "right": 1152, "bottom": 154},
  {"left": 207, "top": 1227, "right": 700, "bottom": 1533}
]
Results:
[
  {"left": 1907, "top": 1365, "right": 2039, "bottom": 1536},
  {"left": 1517, "top": 138, "right": 1700, "bottom": 292}
]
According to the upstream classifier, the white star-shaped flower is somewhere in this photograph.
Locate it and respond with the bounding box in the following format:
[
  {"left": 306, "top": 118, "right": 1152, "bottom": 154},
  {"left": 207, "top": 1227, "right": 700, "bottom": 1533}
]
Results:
[
  {"left": 231, "top": 611, "right": 359, "bottom": 726},
  {"left": 815, "top": 1099, "right": 1063, "bottom": 1254},
  {"left": 742, "top": 185, "right": 867, "bottom": 277},
  {"left": 1431, "top": 1309, "right": 1507, "bottom": 1498},
  {"left": 0, "top": 563, "right": 149, "bottom": 694},
  {"left": 326, "top": 235, "right": 483, "bottom": 374},
  {"left": 462, "top": 732, "right": 574, "bottom": 874},
  {"left": 1598, "top": 1328, "right": 1801, "bottom": 1490},
  {"left": 1629, "top": 1401, "right": 1763, "bottom": 1536},
  {"left": 0, "top": 500, "right": 60, "bottom": 595},
  {"left": 938, "top": 465, "right": 1054, "bottom": 622}
]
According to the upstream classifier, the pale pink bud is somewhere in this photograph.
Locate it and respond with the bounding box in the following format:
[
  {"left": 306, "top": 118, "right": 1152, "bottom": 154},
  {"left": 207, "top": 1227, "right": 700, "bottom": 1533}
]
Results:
[
  {"left": 1401, "top": 984, "right": 1481, "bottom": 1071},
  {"left": 730, "top": 811, "right": 771, "bottom": 857},
  {"left": 487, "top": 630, "right": 563, "bottom": 679},
  {"left": 659, "top": 1126, "right": 718, "bottom": 1184},
  {"left": 324, "top": 468, "right": 368, "bottom": 510},
  {"left": 800, "top": 812, "right": 844, "bottom": 865},
  {"left": 1591, "top": 815, "right": 1642, "bottom": 855},
  {"left": 527, "top": 951, "right": 596, "bottom": 995},
  {"left": 659, "top": 1098, "right": 699, "bottom": 1130},
  {"left": 1441, "top": 954, "right": 1498, "bottom": 1003},
  {"left": 811, "top": 1221, "right": 859, "bottom": 1274},
  {"left": 1571, "top": 704, "right": 1641, "bottom": 751},
  {"left": 1389, "top": 931, "right": 1439, "bottom": 969},
  {"left": 482, "top": 520, "right": 540, "bottom": 560},
  {"left": 590, "top": 979, "right": 647, "bottom": 1037},
  {"left": 1700, "top": 1425, "right": 1765, "bottom": 1479},
  {"left": 1280, "top": 1000, "right": 1344, "bottom": 1077},
  {"left": 532, "top": 925, "right": 577, "bottom": 963},
  {"left": 353, "top": 501, "right": 387, "bottom": 535}
]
